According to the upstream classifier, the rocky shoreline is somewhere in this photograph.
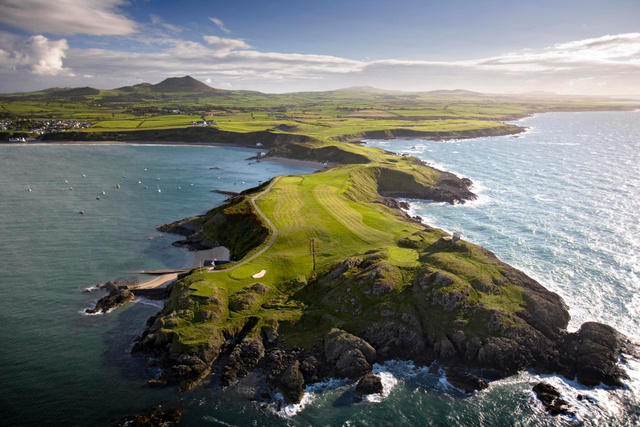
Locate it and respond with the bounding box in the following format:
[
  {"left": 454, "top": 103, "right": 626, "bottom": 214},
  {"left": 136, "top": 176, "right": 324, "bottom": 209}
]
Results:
[{"left": 130, "top": 250, "right": 637, "bottom": 405}]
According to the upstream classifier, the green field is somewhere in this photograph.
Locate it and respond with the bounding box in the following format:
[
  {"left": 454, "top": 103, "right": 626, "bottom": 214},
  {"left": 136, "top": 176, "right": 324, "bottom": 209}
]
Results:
[
  {"left": 198, "top": 165, "right": 423, "bottom": 294},
  {"left": 2, "top": 79, "right": 635, "bottom": 141}
]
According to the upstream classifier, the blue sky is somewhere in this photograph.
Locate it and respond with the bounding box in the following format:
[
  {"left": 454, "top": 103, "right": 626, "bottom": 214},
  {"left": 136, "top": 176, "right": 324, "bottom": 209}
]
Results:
[{"left": 0, "top": 0, "right": 639, "bottom": 94}]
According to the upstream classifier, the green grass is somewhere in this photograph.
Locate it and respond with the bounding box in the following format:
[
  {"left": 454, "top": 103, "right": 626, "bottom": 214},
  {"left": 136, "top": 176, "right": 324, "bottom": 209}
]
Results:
[
  {"left": 92, "top": 119, "right": 143, "bottom": 129},
  {"left": 199, "top": 165, "right": 429, "bottom": 296}
]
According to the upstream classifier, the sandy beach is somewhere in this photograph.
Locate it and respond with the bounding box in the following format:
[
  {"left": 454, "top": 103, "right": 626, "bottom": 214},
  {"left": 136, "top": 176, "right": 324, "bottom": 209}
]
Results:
[{"left": 133, "top": 246, "right": 230, "bottom": 290}]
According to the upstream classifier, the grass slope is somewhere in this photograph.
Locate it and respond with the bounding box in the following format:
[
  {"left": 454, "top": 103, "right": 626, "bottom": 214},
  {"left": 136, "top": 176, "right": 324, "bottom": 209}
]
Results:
[{"left": 157, "top": 157, "right": 530, "bottom": 356}]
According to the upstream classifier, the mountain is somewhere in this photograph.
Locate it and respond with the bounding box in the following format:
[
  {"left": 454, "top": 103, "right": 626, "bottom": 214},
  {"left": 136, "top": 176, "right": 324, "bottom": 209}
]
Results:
[
  {"left": 149, "top": 75, "right": 216, "bottom": 93},
  {"left": 44, "top": 87, "right": 101, "bottom": 97}
]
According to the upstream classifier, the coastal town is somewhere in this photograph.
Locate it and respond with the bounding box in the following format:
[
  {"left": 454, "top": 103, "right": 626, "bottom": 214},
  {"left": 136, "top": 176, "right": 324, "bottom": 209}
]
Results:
[{"left": 0, "top": 118, "right": 92, "bottom": 136}]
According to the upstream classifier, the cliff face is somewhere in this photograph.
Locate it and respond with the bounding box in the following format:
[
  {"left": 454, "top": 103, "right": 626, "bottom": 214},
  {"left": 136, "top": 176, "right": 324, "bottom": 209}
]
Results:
[
  {"left": 331, "top": 124, "right": 526, "bottom": 142},
  {"left": 39, "top": 127, "right": 319, "bottom": 148}
]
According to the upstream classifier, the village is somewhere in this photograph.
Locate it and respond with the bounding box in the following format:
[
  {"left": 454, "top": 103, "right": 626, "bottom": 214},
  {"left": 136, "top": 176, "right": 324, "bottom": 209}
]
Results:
[{"left": 0, "top": 118, "right": 92, "bottom": 135}]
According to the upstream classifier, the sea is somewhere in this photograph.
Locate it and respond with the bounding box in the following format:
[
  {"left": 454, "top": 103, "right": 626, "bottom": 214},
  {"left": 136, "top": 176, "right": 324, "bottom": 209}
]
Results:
[{"left": 0, "top": 111, "right": 638, "bottom": 426}]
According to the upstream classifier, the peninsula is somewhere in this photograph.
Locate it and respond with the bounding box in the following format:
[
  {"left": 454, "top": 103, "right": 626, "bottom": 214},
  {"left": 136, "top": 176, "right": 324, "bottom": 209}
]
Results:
[{"left": 2, "top": 76, "right": 637, "bottom": 404}]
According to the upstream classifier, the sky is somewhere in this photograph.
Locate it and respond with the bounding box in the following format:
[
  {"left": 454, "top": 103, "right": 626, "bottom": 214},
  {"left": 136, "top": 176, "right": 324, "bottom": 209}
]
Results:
[{"left": 0, "top": 0, "right": 639, "bottom": 95}]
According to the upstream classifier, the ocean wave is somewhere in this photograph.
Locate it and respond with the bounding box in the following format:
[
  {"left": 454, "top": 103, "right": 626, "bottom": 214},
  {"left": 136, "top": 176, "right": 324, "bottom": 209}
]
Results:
[
  {"left": 267, "top": 377, "right": 350, "bottom": 418},
  {"left": 201, "top": 415, "right": 239, "bottom": 426}
]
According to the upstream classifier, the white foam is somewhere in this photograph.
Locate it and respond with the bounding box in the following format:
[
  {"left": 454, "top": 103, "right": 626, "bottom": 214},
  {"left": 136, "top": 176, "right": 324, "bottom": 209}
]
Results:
[
  {"left": 79, "top": 305, "right": 117, "bottom": 316},
  {"left": 267, "top": 377, "right": 349, "bottom": 418},
  {"left": 201, "top": 415, "right": 239, "bottom": 426},
  {"left": 364, "top": 366, "right": 399, "bottom": 403}
]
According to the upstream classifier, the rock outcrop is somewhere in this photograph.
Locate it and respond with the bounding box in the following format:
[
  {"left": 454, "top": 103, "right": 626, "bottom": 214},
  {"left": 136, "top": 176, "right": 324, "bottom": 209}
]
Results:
[
  {"left": 445, "top": 368, "right": 489, "bottom": 393},
  {"left": 85, "top": 281, "right": 134, "bottom": 314},
  {"left": 533, "top": 382, "right": 573, "bottom": 416},
  {"left": 276, "top": 360, "right": 305, "bottom": 404},
  {"left": 325, "top": 329, "right": 377, "bottom": 379},
  {"left": 559, "top": 322, "right": 629, "bottom": 387},
  {"left": 355, "top": 372, "right": 383, "bottom": 396},
  {"left": 116, "top": 405, "right": 182, "bottom": 426}
]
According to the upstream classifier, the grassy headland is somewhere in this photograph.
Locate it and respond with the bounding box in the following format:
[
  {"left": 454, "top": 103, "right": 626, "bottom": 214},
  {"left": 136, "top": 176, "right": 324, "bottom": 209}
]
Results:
[{"left": 3, "top": 77, "right": 632, "bottom": 396}]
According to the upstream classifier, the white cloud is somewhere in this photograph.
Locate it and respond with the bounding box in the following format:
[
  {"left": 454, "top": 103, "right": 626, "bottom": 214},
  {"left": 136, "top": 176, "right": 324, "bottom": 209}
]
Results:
[
  {"left": 150, "top": 14, "right": 182, "bottom": 33},
  {"left": 203, "top": 36, "right": 251, "bottom": 53},
  {"left": 0, "top": 0, "right": 137, "bottom": 36},
  {"left": 209, "top": 17, "right": 231, "bottom": 34},
  {"left": 0, "top": 34, "right": 74, "bottom": 76},
  {"left": 1, "top": 32, "right": 640, "bottom": 95}
]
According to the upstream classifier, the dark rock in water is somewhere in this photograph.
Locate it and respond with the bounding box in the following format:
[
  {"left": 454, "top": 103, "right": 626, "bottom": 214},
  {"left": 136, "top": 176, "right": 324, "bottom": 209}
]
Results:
[
  {"left": 277, "top": 360, "right": 305, "bottom": 404},
  {"left": 116, "top": 404, "right": 181, "bottom": 426},
  {"left": 355, "top": 372, "right": 383, "bottom": 396},
  {"left": 445, "top": 368, "right": 488, "bottom": 393},
  {"left": 85, "top": 281, "right": 134, "bottom": 314},
  {"left": 533, "top": 382, "right": 574, "bottom": 416},
  {"left": 560, "top": 322, "right": 628, "bottom": 387},
  {"left": 325, "top": 328, "right": 377, "bottom": 379}
]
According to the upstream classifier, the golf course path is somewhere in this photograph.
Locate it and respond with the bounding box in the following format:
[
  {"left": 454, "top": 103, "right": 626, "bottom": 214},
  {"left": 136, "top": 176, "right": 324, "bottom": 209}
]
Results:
[{"left": 211, "top": 176, "right": 281, "bottom": 273}]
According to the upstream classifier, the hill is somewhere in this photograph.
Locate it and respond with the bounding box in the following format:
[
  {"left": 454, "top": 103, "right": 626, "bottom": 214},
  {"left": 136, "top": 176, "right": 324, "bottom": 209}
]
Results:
[{"left": 149, "top": 75, "right": 217, "bottom": 93}]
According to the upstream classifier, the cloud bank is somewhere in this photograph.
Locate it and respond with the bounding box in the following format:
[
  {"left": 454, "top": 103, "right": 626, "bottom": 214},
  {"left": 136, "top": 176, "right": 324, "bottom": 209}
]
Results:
[
  {"left": 0, "top": 27, "right": 639, "bottom": 94},
  {"left": 0, "top": 0, "right": 137, "bottom": 36}
]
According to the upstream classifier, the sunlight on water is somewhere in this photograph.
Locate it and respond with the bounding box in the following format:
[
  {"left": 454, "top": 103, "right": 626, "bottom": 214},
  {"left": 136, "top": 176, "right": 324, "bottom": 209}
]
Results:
[{"left": 366, "top": 111, "right": 640, "bottom": 426}]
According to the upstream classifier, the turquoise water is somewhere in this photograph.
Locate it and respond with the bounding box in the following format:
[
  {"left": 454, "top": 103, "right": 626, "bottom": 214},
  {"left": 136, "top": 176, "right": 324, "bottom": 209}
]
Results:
[
  {"left": 0, "top": 144, "right": 315, "bottom": 425},
  {"left": 1, "top": 112, "right": 639, "bottom": 426}
]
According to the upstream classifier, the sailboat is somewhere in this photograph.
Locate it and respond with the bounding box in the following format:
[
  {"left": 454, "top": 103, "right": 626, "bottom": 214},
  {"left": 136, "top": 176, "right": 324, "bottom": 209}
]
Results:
[
  {"left": 27, "top": 184, "right": 32, "bottom": 192},
  {"left": 157, "top": 184, "right": 161, "bottom": 193},
  {"left": 156, "top": 174, "right": 160, "bottom": 181}
]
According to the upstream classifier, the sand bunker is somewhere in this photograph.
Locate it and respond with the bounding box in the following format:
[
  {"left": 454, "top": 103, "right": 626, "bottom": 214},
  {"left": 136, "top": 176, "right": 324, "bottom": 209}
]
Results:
[{"left": 252, "top": 270, "right": 267, "bottom": 279}]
